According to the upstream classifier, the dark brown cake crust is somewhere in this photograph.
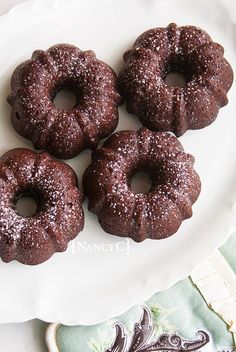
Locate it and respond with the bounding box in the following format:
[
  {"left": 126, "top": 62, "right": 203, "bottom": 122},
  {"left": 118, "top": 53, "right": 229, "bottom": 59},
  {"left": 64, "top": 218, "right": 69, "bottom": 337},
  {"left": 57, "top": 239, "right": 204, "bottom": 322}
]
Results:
[
  {"left": 8, "top": 44, "right": 122, "bottom": 159},
  {"left": 118, "top": 23, "right": 233, "bottom": 136},
  {"left": 0, "top": 148, "right": 84, "bottom": 265},
  {"left": 83, "top": 128, "right": 201, "bottom": 242}
]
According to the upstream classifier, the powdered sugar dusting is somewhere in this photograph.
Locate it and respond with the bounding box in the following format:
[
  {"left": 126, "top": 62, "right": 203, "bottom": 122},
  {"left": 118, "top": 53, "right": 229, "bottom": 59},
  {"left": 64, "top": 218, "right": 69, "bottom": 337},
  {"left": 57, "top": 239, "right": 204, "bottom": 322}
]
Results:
[
  {"left": 83, "top": 128, "right": 201, "bottom": 242},
  {"left": 0, "top": 149, "right": 84, "bottom": 265},
  {"left": 8, "top": 44, "right": 121, "bottom": 159},
  {"left": 118, "top": 23, "right": 233, "bottom": 137}
]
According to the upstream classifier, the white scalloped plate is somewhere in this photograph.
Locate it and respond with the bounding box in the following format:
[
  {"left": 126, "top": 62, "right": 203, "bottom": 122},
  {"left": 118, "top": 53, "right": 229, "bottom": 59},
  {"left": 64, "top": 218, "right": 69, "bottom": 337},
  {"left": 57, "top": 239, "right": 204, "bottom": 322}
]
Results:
[{"left": 0, "top": 0, "right": 236, "bottom": 325}]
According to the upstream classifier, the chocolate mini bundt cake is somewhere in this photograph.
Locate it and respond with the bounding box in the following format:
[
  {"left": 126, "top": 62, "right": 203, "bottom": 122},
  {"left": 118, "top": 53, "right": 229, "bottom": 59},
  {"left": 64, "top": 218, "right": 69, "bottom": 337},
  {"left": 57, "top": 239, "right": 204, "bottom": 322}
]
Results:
[
  {"left": 8, "top": 44, "right": 122, "bottom": 159},
  {"left": 119, "top": 23, "right": 233, "bottom": 136},
  {"left": 0, "top": 148, "right": 84, "bottom": 265},
  {"left": 83, "top": 128, "right": 201, "bottom": 242}
]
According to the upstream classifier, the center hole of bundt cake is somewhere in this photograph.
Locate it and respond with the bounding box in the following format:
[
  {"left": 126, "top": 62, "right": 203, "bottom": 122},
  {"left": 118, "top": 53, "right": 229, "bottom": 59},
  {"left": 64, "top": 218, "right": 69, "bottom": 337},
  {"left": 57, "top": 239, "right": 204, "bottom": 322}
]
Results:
[
  {"left": 164, "top": 58, "right": 190, "bottom": 88},
  {"left": 16, "top": 196, "right": 38, "bottom": 218},
  {"left": 131, "top": 171, "right": 152, "bottom": 194},
  {"left": 53, "top": 89, "right": 77, "bottom": 110},
  {"left": 165, "top": 71, "right": 186, "bottom": 88}
]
